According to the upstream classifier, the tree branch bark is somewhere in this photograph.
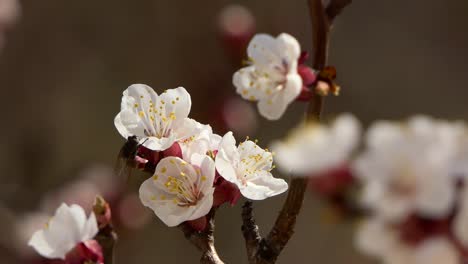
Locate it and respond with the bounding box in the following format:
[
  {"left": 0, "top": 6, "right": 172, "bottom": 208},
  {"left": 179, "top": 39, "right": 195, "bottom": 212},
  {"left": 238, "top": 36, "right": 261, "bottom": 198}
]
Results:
[
  {"left": 241, "top": 0, "right": 351, "bottom": 263},
  {"left": 179, "top": 210, "right": 224, "bottom": 264}
]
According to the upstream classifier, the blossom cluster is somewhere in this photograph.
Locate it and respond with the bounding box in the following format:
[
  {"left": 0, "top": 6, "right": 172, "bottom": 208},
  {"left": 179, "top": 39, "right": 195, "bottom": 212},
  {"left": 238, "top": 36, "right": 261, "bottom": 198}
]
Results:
[
  {"left": 114, "top": 84, "right": 288, "bottom": 228},
  {"left": 354, "top": 116, "right": 468, "bottom": 263}
]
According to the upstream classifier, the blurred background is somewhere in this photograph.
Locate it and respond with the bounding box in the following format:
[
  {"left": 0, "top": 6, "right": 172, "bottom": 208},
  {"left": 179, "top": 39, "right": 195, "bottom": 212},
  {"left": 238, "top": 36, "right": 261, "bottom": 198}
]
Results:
[{"left": 0, "top": 0, "right": 467, "bottom": 263}]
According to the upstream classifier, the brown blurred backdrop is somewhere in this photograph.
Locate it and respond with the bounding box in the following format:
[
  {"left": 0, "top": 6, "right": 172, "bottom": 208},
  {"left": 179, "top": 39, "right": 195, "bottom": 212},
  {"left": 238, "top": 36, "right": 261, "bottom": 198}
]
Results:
[{"left": 0, "top": 0, "right": 467, "bottom": 263}]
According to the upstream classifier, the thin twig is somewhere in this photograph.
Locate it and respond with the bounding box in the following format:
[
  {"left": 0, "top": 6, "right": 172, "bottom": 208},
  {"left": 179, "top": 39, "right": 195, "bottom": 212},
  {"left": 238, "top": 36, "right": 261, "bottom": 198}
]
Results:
[
  {"left": 241, "top": 0, "right": 351, "bottom": 263},
  {"left": 179, "top": 210, "right": 224, "bottom": 264}
]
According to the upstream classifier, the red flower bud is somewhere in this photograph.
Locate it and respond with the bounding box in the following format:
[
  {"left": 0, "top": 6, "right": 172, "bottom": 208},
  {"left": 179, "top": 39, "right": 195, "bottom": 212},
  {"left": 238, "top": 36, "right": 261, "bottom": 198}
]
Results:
[
  {"left": 162, "top": 142, "right": 183, "bottom": 159},
  {"left": 65, "top": 240, "right": 103, "bottom": 264}
]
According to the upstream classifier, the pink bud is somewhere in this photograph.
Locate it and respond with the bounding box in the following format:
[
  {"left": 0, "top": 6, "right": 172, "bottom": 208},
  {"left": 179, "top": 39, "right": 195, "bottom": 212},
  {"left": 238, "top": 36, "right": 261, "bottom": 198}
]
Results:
[
  {"left": 65, "top": 240, "right": 103, "bottom": 264},
  {"left": 162, "top": 142, "right": 183, "bottom": 159},
  {"left": 298, "top": 65, "right": 317, "bottom": 86},
  {"left": 186, "top": 216, "right": 208, "bottom": 232},
  {"left": 213, "top": 173, "right": 241, "bottom": 207}
]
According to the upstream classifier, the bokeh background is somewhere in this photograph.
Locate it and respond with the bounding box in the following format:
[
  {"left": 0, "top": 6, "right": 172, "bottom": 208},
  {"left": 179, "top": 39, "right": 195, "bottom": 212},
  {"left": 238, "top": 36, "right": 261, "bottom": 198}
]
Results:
[{"left": 1, "top": 0, "right": 467, "bottom": 263}]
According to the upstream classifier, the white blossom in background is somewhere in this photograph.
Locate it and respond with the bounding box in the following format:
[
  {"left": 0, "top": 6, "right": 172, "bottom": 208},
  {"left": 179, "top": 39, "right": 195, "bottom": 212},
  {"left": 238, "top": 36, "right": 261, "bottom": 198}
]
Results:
[
  {"left": 115, "top": 84, "right": 197, "bottom": 151},
  {"left": 354, "top": 116, "right": 465, "bottom": 222},
  {"left": 139, "top": 155, "right": 215, "bottom": 227},
  {"left": 215, "top": 132, "right": 288, "bottom": 200},
  {"left": 356, "top": 218, "right": 461, "bottom": 264},
  {"left": 0, "top": 0, "right": 20, "bottom": 50},
  {"left": 28, "top": 204, "right": 98, "bottom": 260},
  {"left": 178, "top": 120, "right": 221, "bottom": 161},
  {"left": 233, "top": 33, "right": 302, "bottom": 120},
  {"left": 271, "top": 113, "right": 361, "bottom": 176}
]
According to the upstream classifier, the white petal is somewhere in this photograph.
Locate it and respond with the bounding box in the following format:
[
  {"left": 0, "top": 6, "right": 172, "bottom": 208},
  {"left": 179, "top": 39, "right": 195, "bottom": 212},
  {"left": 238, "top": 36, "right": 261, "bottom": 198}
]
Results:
[
  {"left": 158, "top": 87, "right": 192, "bottom": 126},
  {"left": 68, "top": 204, "right": 88, "bottom": 242},
  {"left": 81, "top": 212, "right": 98, "bottom": 242},
  {"left": 114, "top": 109, "right": 145, "bottom": 139},
  {"left": 276, "top": 33, "right": 301, "bottom": 67},
  {"left": 257, "top": 74, "right": 302, "bottom": 120},
  {"left": 28, "top": 230, "right": 57, "bottom": 259},
  {"left": 215, "top": 132, "right": 240, "bottom": 183},
  {"left": 141, "top": 135, "right": 176, "bottom": 151},
  {"left": 240, "top": 171, "right": 288, "bottom": 200},
  {"left": 247, "top": 34, "right": 280, "bottom": 66},
  {"left": 173, "top": 118, "right": 202, "bottom": 141}
]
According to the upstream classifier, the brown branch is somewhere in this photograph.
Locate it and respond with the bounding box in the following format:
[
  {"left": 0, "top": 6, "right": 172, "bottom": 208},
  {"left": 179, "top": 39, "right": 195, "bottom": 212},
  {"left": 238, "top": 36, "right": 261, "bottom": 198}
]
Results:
[
  {"left": 179, "top": 209, "right": 224, "bottom": 264},
  {"left": 241, "top": 201, "right": 262, "bottom": 263},
  {"left": 326, "top": 0, "right": 352, "bottom": 24},
  {"left": 241, "top": 0, "right": 351, "bottom": 263}
]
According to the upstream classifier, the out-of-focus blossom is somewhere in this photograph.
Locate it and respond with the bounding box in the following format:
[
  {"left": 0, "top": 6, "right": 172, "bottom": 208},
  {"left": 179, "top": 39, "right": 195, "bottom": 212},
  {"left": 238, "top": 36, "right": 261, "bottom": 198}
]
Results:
[
  {"left": 0, "top": 0, "right": 20, "bottom": 50},
  {"left": 215, "top": 132, "right": 288, "bottom": 200},
  {"left": 117, "top": 193, "right": 152, "bottom": 230},
  {"left": 28, "top": 204, "right": 100, "bottom": 261},
  {"left": 217, "top": 4, "right": 255, "bottom": 60},
  {"left": 271, "top": 113, "right": 361, "bottom": 176},
  {"left": 115, "top": 84, "right": 197, "bottom": 151},
  {"left": 222, "top": 97, "right": 258, "bottom": 137},
  {"left": 40, "top": 164, "right": 118, "bottom": 213},
  {"left": 178, "top": 120, "right": 221, "bottom": 161},
  {"left": 233, "top": 33, "right": 302, "bottom": 120},
  {"left": 354, "top": 116, "right": 465, "bottom": 222},
  {"left": 139, "top": 155, "right": 215, "bottom": 227},
  {"left": 356, "top": 218, "right": 461, "bottom": 264}
]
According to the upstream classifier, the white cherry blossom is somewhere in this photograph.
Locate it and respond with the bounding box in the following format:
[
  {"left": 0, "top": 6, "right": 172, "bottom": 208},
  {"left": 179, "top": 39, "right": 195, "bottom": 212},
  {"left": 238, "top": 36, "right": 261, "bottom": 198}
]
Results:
[
  {"left": 139, "top": 155, "right": 215, "bottom": 227},
  {"left": 115, "top": 84, "right": 197, "bottom": 151},
  {"left": 271, "top": 113, "right": 360, "bottom": 176},
  {"left": 354, "top": 116, "right": 464, "bottom": 222},
  {"left": 233, "top": 33, "right": 302, "bottom": 120},
  {"left": 215, "top": 132, "right": 288, "bottom": 200},
  {"left": 28, "top": 203, "right": 98, "bottom": 260},
  {"left": 178, "top": 120, "right": 221, "bottom": 161}
]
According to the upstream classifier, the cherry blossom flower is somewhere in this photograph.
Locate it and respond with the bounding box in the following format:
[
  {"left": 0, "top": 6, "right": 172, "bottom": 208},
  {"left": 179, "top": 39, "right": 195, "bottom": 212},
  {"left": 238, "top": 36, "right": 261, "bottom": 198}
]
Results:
[
  {"left": 215, "top": 132, "right": 288, "bottom": 200},
  {"left": 28, "top": 203, "right": 99, "bottom": 260},
  {"left": 139, "top": 155, "right": 215, "bottom": 227},
  {"left": 271, "top": 113, "right": 361, "bottom": 176},
  {"left": 354, "top": 116, "right": 465, "bottom": 222},
  {"left": 233, "top": 33, "right": 302, "bottom": 120},
  {"left": 115, "top": 84, "right": 197, "bottom": 151}
]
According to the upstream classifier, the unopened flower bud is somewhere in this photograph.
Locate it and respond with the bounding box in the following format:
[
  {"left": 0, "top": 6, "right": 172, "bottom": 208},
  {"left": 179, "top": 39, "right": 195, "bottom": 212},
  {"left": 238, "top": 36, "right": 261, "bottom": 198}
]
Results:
[
  {"left": 162, "top": 142, "right": 182, "bottom": 159},
  {"left": 298, "top": 65, "right": 317, "bottom": 86},
  {"left": 93, "top": 196, "right": 112, "bottom": 229}
]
